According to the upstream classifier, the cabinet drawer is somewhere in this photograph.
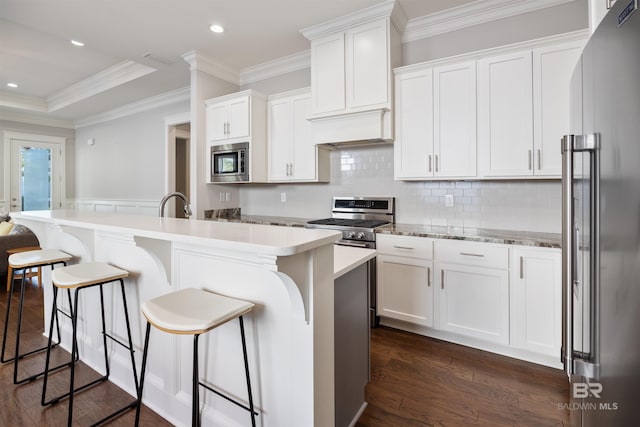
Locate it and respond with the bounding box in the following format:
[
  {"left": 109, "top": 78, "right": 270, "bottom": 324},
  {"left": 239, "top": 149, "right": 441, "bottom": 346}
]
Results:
[
  {"left": 377, "top": 234, "right": 433, "bottom": 259},
  {"left": 435, "top": 240, "right": 508, "bottom": 270}
]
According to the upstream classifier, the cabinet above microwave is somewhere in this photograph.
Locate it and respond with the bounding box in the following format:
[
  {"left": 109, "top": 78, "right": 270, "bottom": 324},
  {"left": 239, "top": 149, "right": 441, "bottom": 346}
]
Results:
[{"left": 205, "top": 89, "right": 267, "bottom": 183}]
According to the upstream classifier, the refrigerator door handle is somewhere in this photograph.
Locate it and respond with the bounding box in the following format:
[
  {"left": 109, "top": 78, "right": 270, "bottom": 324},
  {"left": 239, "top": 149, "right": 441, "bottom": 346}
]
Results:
[{"left": 561, "top": 133, "right": 601, "bottom": 380}]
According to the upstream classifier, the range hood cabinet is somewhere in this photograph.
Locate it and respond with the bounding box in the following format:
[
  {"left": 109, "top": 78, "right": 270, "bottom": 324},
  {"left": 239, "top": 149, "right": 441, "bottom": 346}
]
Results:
[{"left": 310, "top": 108, "right": 393, "bottom": 147}]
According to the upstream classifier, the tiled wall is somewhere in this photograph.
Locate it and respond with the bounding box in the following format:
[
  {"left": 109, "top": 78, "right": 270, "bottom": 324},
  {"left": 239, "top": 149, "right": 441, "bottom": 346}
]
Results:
[{"left": 239, "top": 145, "right": 561, "bottom": 233}]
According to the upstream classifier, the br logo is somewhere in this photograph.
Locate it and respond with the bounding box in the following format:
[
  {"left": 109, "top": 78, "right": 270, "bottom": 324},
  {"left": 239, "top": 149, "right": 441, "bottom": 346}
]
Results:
[{"left": 573, "top": 382, "right": 603, "bottom": 398}]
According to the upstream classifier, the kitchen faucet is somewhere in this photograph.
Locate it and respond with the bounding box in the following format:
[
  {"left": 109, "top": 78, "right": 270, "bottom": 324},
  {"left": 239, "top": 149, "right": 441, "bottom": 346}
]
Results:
[{"left": 159, "top": 192, "right": 192, "bottom": 218}]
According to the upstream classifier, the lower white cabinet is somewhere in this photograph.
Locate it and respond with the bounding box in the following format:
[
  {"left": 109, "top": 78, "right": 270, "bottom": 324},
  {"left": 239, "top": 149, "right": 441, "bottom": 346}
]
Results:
[
  {"left": 436, "top": 261, "right": 509, "bottom": 345},
  {"left": 510, "top": 246, "right": 562, "bottom": 356},
  {"left": 377, "top": 235, "right": 434, "bottom": 327},
  {"left": 376, "top": 234, "right": 561, "bottom": 366}
]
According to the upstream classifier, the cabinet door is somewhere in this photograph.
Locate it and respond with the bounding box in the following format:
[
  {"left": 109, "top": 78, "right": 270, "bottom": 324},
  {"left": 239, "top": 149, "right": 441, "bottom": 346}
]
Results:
[
  {"left": 478, "top": 51, "right": 533, "bottom": 177},
  {"left": 394, "top": 70, "right": 434, "bottom": 179},
  {"left": 436, "top": 262, "right": 509, "bottom": 344},
  {"left": 345, "top": 19, "right": 389, "bottom": 110},
  {"left": 311, "top": 32, "right": 345, "bottom": 115},
  {"left": 533, "top": 42, "right": 583, "bottom": 176},
  {"left": 268, "top": 98, "right": 293, "bottom": 181},
  {"left": 207, "top": 102, "right": 229, "bottom": 142},
  {"left": 227, "top": 96, "right": 250, "bottom": 139},
  {"left": 291, "top": 94, "right": 316, "bottom": 180},
  {"left": 434, "top": 61, "right": 477, "bottom": 178},
  {"left": 377, "top": 254, "right": 434, "bottom": 327},
  {"left": 511, "top": 247, "right": 561, "bottom": 356}
]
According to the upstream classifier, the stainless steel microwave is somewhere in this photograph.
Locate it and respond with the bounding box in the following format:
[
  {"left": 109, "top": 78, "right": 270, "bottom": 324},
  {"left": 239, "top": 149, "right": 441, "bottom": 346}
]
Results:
[{"left": 210, "top": 142, "right": 249, "bottom": 182}]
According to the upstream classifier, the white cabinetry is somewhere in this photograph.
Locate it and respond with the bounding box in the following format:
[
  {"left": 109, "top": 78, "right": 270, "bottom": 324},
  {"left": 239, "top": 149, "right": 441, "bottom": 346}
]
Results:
[
  {"left": 394, "top": 60, "right": 476, "bottom": 179},
  {"left": 478, "top": 50, "right": 534, "bottom": 177},
  {"left": 478, "top": 40, "right": 583, "bottom": 178},
  {"left": 310, "top": 18, "right": 392, "bottom": 117},
  {"left": 206, "top": 94, "right": 250, "bottom": 143},
  {"left": 532, "top": 41, "right": 584, "bottom": 176},
  {"left": 267, "top": 89, "right": 329, "bottom": 182},
  {"left": 205, "top": 90, "right": 267, "bottom": 183},
  {"left": 510, "top": 246, "right": 562, "bottom": 357},
  {"left": 377, "top": 234, "right": 434, "bottom": 327},
  {"left": 435, "top": 240, "right": 510, "bottom": 345}
]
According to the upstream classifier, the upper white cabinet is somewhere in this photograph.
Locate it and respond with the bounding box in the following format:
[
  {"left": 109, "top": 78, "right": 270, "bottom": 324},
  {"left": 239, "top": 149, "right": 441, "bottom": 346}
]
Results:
[
  {"left": 394, "top": 60, "right": 476, "bottom": 180},
  {"left": 206, "top": 94, "right": 250, "bottom": 143},
  {"left": 478, "top": 40, "right": 584, "bottom": 178},
  {"left": 267, "top": 89, "right": 329, "bottom": 182},
  {"left": 301, "top": 2, "right": 403, "bottom": 144},
  {"left": 310, "top": 18, "right": 392, "bottom": 117},
  {"left": 532, "top": 41, "right": 584, "bottom": 176},
  {"left": 205, "top": 90, "right": 267, "bottom": 183},
  {"left": 510, "top": 246, "right": 562, "bottom": 357},
  {"left": 478, "top": 50, "right": 534, "bottom": 177}
]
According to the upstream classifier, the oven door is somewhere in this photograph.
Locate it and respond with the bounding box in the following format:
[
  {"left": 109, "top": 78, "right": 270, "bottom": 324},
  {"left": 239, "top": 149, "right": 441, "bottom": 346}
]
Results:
[{"left": 211, "top": 143, "right": 248, "bottom": 182}]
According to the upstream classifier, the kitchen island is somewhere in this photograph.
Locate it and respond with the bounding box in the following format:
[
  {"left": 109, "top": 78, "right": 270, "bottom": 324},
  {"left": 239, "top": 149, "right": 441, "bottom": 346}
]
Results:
[{"left": 11, "top": 210, "right": 353, "bottom": 427}]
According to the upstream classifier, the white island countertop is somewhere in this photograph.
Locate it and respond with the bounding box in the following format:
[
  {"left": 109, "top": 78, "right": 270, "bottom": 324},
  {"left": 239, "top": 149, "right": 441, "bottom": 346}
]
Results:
[
  {"left": 12, "top": 210, "right": 341, "bottom": 256},
  {"left": 333, "top": 245, "right": 376, "bottom": 279}
]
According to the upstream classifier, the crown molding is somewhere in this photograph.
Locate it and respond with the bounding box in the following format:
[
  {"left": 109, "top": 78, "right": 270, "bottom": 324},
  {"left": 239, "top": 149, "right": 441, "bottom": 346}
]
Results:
[
  {"left": 181, "top": 51, "right": 240, "bottom": 85},
  {"left": 0, "top": 109, "right": 75, "bottom": 129},
  {"left": 47, "top": 60, "right": 157, "bottom": 111},
  {"left": 403, "top": 0, "right": 575, "bottom": 43},
  {"left": 75, "top": 86, "right": 189, "bottom": 128},
  {"left": 0, "top": 91, "right": 48, "bottom": 112},
  {"left": 301, "top": 0, "right": 402, "bottom": 39},
  {"left": 239, "top": 50, "right": 311, "bottom": 85}
]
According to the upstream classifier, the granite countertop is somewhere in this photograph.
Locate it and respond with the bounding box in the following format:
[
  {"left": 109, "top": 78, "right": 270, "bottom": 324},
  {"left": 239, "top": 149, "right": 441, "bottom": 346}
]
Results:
[{"left": 204, "top": 210, "right": 561, "bottom": 248}]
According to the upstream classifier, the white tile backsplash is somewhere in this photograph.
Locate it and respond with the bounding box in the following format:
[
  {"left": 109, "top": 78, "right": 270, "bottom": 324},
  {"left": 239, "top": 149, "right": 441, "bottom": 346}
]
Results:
[{"left": 239, "top": 145, "right": 561, "bottom": 233}]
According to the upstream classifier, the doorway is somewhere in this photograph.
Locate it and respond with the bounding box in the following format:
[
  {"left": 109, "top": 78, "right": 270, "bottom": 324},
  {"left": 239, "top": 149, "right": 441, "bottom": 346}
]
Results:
[
  {"left": 164, "top": 113, "right": 191, "bottom": 218},
  {"left": 3, "top": 132, "right": 65, "bottom": 213}
]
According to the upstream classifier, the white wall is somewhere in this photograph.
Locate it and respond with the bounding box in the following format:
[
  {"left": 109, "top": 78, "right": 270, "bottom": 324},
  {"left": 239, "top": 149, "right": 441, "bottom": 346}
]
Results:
[
  {"left": 239, "top": 145, "right": 561, "bottom": 233},
  {"left": 74, "top": 100, "right": 189, "bottom": 201}
]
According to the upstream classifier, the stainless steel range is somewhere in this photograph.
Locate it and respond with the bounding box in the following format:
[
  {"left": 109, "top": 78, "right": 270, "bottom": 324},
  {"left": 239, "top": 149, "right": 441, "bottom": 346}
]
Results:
[
  {"left": 306, "top": 196, "right": 395, "bottom": 327},
  {"left": 305, "top": 196, "right": 395, "bottom": 249}
]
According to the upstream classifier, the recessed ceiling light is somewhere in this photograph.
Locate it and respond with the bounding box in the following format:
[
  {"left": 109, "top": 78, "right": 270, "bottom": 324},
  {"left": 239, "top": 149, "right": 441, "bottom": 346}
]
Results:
[
  {"left": 209, "top": 24, "right": 224, "bottom": 33},
  {"left": 71, "top": 40, "right": 85, "bottom": 47},
  {"left": 7, "top": 83, "right": 18, "bottom": 88}
]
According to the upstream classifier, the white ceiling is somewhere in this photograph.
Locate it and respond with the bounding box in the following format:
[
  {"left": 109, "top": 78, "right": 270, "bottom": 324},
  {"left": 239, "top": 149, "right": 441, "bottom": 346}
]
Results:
[{"left": 0, "top": 0, "right": 480, "bottom": 125}]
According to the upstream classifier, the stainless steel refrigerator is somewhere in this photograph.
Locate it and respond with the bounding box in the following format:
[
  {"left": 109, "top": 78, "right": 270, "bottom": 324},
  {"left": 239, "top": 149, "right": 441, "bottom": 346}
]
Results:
[{"left": 562, "top": 1, "right": 640, "bottom": 425}]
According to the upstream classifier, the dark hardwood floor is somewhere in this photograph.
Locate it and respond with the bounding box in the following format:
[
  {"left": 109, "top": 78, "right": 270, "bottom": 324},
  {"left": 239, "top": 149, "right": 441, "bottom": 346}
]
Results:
[
  {"left": 357, "top": 326, "right": 570, "bottom": 426},
  {"left": 0, "top": 275, "right": 171, "bottom": 426},
  {"left": 1, "top": 276, "right": 569, "bottom": 426}
]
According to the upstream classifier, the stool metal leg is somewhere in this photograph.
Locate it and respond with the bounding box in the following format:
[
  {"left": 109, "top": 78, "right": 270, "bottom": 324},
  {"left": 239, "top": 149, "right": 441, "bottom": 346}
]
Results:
[
  {"left": 193, "top": 333, "right": 200, "bottom": 427},
  {"left": 135, "top": 322, "right": 152, "bottom": 427},
  {"left": 2, "top": 263, "right": 66, "bottom": 384},
  {"left": 239, "top": 316, "right": 257, "bottom": 427}
]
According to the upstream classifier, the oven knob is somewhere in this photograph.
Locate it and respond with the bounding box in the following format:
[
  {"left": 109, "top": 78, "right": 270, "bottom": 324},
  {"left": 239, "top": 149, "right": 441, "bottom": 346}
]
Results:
[
  {"left": 357, "top": 232, "right": 366, "bottom": 240},
  {"left": 347, "top": 231, "right": 356, "bottom": 239}
]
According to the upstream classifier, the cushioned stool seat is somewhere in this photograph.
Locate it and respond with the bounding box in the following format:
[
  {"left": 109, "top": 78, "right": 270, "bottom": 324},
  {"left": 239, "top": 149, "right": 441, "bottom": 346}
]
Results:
[
  {"left": 135, "top": 288, "right": 257, "bottom": 427},
  {"left": 1, "top": 249, "right": 72, "bottom": 384},
  {"left": 51, "top": 262, "right": 128, "bottom": 288}
]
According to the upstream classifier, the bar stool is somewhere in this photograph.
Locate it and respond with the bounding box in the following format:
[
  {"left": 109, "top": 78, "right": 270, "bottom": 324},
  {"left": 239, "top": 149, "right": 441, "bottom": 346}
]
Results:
[
  {"left": 135, "top": 288, "right": 257, "bottom": 427},
  {"left": 41, "top": 262, "right": 139, "bottom": 427},
  {"left": 1, "top": 249, "right": 73, "bottom": 384}
]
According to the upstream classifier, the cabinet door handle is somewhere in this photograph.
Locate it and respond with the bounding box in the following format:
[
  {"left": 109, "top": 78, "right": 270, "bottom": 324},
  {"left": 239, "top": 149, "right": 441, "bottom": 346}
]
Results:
[
  {"left": 290, "top": 163, "right": 294, "bottom": 177},
  {"left": 441, "top": 270, "right": 445, "bottom": 289},
  {"left": 459, "top": 252, "right": 485, "bottom": 258},
  {"left": 393, "top": 245, "right": 414, "bottom": 250},
  {"left": 428, "top": 155, "right": 432, "bottom": 173},
  {"left": 520, "top": 256, "right": 524, "bottom": 279},
  {"left": 427, "top": 267, "right": 431, "bottom": 287},
  {"left": 435, "top": 155, "right": 439, "bottom": 173},
  {"left": 528, "top": 150, "right": 532, "bottom": 170},
  {"left": 537, "top": 149, "right": 542, "bottom": 170}
]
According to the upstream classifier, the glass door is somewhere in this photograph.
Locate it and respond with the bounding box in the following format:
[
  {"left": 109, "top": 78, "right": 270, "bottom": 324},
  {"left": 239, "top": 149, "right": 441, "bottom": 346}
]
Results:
[{"left": 10, "top": 139, "right": 63, "bottom": 212}]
